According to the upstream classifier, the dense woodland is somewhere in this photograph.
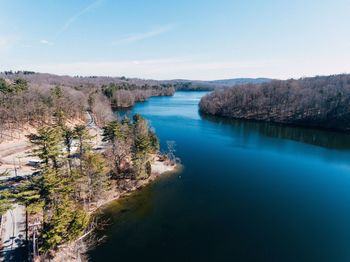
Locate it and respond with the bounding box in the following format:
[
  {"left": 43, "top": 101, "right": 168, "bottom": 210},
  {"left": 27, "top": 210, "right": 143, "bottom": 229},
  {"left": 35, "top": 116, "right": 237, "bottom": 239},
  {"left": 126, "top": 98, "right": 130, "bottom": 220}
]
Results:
[{"left": 200, "top": 74, "right": 350, "bottom": 131}]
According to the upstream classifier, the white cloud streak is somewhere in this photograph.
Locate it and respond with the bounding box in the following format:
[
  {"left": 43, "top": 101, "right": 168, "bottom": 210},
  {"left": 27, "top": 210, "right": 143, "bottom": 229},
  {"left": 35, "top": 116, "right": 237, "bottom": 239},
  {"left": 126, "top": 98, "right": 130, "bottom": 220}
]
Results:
[
  {"left": 0, "top": 35, "right": 19, "bottom": 56},
  {"left": 112, "top": 24, "right": 176, "bottom": 45},
  {"left": 40, "top": 39, "right": 53, "bottom": 45},
  {"left": 56, "top": 0, "right": 103, "bottom": 37}
]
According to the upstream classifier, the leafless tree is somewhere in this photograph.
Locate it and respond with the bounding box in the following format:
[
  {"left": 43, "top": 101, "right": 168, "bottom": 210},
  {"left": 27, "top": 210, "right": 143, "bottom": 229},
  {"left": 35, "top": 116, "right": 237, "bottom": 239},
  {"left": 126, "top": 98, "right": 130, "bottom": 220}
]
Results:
[{"left": 200, "top": 74, "right": 350, "bottom": 131}]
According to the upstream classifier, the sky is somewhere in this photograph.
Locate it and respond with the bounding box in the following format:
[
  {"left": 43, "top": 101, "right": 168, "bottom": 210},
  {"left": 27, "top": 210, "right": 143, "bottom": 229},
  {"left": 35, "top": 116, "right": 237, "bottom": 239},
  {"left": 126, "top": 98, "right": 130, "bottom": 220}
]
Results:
[{"left": 0, "top": 0, "right": 349, "bottom": 80}]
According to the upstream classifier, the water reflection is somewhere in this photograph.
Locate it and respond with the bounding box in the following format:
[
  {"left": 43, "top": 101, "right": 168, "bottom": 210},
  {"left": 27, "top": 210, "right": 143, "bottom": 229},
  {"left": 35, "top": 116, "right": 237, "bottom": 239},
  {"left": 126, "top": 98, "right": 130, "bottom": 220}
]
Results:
[{"left": 201, "top": 114, "right": 350, "bottom": 150}]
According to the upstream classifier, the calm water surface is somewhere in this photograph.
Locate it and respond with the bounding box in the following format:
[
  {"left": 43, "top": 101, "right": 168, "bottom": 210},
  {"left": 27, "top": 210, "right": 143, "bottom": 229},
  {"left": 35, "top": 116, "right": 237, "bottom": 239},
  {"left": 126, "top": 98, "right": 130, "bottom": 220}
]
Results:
[{"left": 88, "top": 92, "right": 350, "bottom": 262}]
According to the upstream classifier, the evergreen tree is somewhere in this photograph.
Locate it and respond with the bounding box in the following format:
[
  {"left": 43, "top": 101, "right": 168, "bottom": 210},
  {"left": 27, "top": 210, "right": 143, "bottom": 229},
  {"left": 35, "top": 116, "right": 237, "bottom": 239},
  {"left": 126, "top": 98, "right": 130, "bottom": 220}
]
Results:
[
  {"left": 0, "top": 188, "right": 11, "bottom": 215},
  {"left": 14, "top": 176, "right": 43, "bottom": 214},
  {"left": 28, "top": 127, "right": 63, "bottom": 169},
  {"left": 83, "top": 152, "right": 108, "bottom": 202},
  {"left": 74, "top": 125, "right": 93, "bottom": 158},
  {"left": 62, "top": 127, "right": 75, "bottom": 172},
  {"left": 74, "top": 125, "right": 93, "bottom": 176},
  {"left": 132, "top": 114, "right": 152, "bottom": 178},
  {"left": 27, "top": 125, "right": 90, "bottom": 253},
  {"left": 102, "top": 119, "right": 131, "bottom": 177}
]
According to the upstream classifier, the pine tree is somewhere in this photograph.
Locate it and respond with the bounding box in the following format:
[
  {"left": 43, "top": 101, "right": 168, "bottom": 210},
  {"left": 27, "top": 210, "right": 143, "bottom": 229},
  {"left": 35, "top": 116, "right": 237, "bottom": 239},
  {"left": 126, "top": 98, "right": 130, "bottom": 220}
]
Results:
[
  {"left": 0, "top": 188, "right": 11, "bottom": 215},
  {"left": 83, "top": 152, "right": 108, "bottom": 203},
  {"left": 102, "top": 119, "right": 132, "bottom": 177},
  {"left": 74, "top": 125, "right": 93, "bottom": 159},
  {"left": 74, "top": 125, "right": 93, "bottom": 176},
  {"left": 27, "top": 125, "right": 90, "bottom": 253},
  {"left": 62, "top": 127, "right": 75, "bottom": 172},
  {"left": 28, "top": 127, "right": 63, "bottom": 169},
  {"left": 14, "top": 176, "right": 43, "bottom": 214},
  {"left": 132, "top": 114, "right": 152, "bottom": 178}
]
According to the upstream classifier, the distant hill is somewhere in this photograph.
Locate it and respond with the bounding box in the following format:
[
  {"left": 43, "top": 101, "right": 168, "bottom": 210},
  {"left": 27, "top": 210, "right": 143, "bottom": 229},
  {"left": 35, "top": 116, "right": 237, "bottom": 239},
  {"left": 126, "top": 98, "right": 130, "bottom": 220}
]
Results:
[
  {"left": 209, "top": 78, "right": 272, "bottom": 86},
  {"left": 0, "top": 71, "right": 272, "bottom": 91},
  {"left": 0, "top": 71, "right": 274, "bottom": 91},
  {"left": 162, "top": 78, "right": 273, "bottom": 91}
]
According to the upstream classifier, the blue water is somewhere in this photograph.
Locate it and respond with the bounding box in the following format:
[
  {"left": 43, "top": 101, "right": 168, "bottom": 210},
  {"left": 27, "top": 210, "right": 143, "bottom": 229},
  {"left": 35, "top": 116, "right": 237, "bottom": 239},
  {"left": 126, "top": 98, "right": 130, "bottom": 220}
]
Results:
[{"left": 88, "top": 91, "right": 350, "bottom": 262}]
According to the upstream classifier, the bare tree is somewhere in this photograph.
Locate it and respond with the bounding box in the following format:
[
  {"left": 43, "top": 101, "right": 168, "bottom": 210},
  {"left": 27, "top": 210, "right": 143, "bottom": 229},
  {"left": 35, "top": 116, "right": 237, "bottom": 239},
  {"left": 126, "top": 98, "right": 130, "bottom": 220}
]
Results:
[
  {"left": 200, "top": 74, "right": 350, "bottom": 131},
  {"left": 166, "top": 140, "right": 177, "bottom": 165}
]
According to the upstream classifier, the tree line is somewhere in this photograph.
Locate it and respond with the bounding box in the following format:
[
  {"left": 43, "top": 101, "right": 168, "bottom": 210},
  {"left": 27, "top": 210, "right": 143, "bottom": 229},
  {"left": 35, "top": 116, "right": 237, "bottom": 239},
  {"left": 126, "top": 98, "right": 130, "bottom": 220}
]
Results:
[
  {"left": 0, "top": 78, "right": 93, "bottom": 139},
  {"left": 199, "top": 74, "right": 350, "bottom": 130},
  {"left": 0, "top": 72, "right": 177, "bottom": 138},
  {"left": 102, "top": 82, "right": 175, "bottom": 108},
  {"left": 0, "top": 75, "right": 173, "bottom": 139}
]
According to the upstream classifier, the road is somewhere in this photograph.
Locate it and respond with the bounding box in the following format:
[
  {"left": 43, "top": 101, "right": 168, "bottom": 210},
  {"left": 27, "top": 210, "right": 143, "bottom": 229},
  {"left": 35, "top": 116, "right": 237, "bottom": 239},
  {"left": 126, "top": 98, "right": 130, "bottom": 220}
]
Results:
[
  {"left": 85, "top": 111, "right": 105, "bottom": 150},
  {"left": 86, "top": 111, "right": 97, "bottom": 129},
  {"left": 0, "top": 112, "right": 101, "bottom": 261},
  {"left": 0, "top": 204, "right": 27, "bottom": 261}
]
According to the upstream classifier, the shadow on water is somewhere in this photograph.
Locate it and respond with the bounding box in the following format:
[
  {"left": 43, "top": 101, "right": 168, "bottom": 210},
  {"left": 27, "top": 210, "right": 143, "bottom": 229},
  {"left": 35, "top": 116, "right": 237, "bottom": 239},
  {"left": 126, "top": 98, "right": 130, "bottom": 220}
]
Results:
[{"left": 200, "top": 113, "right": 350, "bottom": 150}]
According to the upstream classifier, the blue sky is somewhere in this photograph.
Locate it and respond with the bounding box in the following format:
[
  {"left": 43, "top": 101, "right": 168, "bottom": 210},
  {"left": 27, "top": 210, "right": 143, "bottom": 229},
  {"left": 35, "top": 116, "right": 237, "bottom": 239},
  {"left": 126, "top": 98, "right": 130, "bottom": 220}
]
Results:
[{"left": 1, "top": 0, "right": 349, "bottom": 80}]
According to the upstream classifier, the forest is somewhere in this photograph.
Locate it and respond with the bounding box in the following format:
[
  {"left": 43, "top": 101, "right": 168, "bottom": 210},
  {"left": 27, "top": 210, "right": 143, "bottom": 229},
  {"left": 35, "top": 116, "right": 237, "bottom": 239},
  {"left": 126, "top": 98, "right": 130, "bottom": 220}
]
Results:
[
  {"left": 102, "top": 82, "right": 175, "bottom": 108},
  {"left": 0, "top": 71, "right": 178, "bottom": 139},
  {"left": 0, "top": 73, "right": 176, "bottom": 260},
  {"left": 199, "top": 74, "right": 350, "bottom": 131}
]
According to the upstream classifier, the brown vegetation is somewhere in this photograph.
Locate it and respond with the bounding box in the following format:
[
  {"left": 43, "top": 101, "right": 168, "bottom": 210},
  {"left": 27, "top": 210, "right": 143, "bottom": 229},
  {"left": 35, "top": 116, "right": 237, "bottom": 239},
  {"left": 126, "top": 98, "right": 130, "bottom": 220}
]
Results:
[
  {"left": 0, "top": 71, "right": 177, "bottom": 138},
  {"left": 102, "top": 83, "right": 175, "bottom": 108},
  {"left": 200, "top": 74, "right": 350, "bottom": 131}
]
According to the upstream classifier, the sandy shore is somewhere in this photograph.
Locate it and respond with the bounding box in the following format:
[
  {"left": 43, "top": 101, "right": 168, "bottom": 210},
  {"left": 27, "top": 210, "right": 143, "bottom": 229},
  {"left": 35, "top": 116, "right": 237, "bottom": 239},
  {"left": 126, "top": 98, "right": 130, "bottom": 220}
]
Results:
[{"left": 91, "top": 158, "right": 180, "bottom": 212}]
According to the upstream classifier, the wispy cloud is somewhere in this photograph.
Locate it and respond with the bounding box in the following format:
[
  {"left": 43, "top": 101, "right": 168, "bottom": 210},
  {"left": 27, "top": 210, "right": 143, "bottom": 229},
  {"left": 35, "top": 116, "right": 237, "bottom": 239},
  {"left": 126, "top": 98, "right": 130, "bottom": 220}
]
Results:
[
  {"left": 112, "top": 24, "right": 176, "bottom": 45},
  {"left": 0, "top": 35, "right": 20, "bottom": 56},
  {"left": 40, "top": 39, "right": 54, "bottom": 45},
  {"left": 56, "top": 0, "right": 103, "bottom": 37},
  {"left": 0, "top": 36, "right": 15, "bottom": 49}
]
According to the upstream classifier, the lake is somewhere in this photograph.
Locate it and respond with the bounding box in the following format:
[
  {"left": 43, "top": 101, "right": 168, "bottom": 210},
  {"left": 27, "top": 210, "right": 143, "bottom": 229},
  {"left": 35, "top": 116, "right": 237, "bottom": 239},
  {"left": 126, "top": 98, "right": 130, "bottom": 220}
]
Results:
[{"left": 88, "top": 91, "right": 350, "bottom": 262}]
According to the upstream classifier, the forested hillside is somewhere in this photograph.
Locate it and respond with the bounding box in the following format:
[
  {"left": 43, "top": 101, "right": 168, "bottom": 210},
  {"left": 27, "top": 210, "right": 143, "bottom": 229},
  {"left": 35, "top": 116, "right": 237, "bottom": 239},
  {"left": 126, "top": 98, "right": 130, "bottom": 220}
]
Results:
[
  {"left": 102, "top": 82, "right": 175, "bottom": 108},
  {"left": 162, "top": 77, "right": 272, "bottom": 91},
  {"left": 0, "top": 76, "right": 113, "bottom": 140},
  {"left": 0, "top": 71, "right": 177, "bottom": 138},
  {"left": 1, "top": 71, "right": 176, "bottom": 110},
  {"left": 199, "top": 74, "right": 350, "bottom": 131}
]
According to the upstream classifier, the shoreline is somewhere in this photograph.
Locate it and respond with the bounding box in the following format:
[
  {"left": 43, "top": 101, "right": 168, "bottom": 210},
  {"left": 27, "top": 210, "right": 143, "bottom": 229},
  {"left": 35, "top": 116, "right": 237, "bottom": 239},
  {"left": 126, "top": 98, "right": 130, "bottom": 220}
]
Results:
[
  {"left": 92, "top": 161, "right": 182, "bottom": 213},
  {"left": 200, "top": 112, "right": 350, "bottom": 134},
  {"left": 52, "top": 161, "right": 182, "bottom": 261}
]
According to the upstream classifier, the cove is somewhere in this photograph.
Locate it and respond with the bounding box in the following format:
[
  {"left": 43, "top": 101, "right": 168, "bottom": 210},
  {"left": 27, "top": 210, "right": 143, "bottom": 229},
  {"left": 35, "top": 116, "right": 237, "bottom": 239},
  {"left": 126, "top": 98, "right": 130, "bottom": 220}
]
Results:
[{"left": 88, "top": 91, "right": 350, "bottom": 262}]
